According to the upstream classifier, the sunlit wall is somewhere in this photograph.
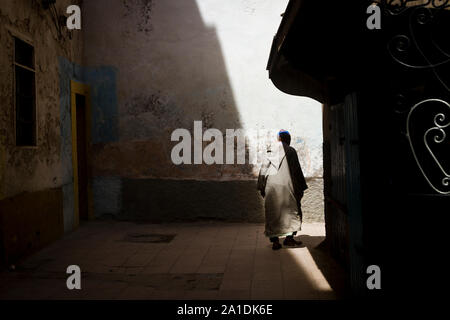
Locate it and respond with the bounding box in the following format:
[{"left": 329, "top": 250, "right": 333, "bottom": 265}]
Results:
[{"left": 81, "top": 0, "right": 324, "bottom": 221}]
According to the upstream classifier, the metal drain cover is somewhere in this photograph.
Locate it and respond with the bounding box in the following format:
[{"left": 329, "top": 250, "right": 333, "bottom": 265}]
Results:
[
  {"left": 123, "top": 233, "right": 176, "bottom": 243},
  {"left": 126, "top": 273, "right": 223, "bottom": 291}
]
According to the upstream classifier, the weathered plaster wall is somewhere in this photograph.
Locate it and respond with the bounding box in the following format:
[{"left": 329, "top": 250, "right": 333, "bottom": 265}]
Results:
[
  {"left": 0, "top": 0, "right": 83, "bottom": 200},
  {"left": 82, "top": 0, "right": 324, "bottom": 221},
  {"left": 0, "top": 0, "right": 83, "bottom": 263},
  {"left": 0, "top": 187, "right": 63, "bottom": 264}
]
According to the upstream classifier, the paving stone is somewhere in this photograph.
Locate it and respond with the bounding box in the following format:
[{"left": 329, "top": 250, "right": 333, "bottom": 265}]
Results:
[{"left": 0, "top": 221, "right": 346, "bottom": 299}]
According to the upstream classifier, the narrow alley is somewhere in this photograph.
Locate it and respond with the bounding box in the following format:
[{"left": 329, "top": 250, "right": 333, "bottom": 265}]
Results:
[{"left": 1, "top": 0, "right": 448, "bottom": 303}]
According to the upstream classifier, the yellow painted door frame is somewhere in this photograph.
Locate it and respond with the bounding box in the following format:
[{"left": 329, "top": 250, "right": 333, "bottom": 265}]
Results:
[{"left": 70, "top": 80, "right": 94, "bottom": 228}]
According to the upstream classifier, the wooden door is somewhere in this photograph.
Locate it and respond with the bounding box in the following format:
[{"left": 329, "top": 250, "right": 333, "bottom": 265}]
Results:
[{"left": 70, "top": 81, "right": 92, "bottom": 227}]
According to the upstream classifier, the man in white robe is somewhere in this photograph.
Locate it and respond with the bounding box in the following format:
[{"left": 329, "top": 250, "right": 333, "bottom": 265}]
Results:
[{"left": 257, "top": 130, "right": 308, "bottom": 250}]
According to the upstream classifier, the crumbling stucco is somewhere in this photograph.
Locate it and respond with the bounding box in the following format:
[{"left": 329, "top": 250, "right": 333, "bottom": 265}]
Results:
[
  {"left": 0, "top": 0, "right": 83, "bottom": 262},
  {"left": 83, "top": 0, "right": 323, "bottom": 180},
  {"left": 0, "top": 0, "right": 83, "bottom": 200},
  {"left": 82, "top": 0, "right": 324, "bottom": 221},
  {"left": 1, "top": 1, "right": 324, "bottom": 230}
]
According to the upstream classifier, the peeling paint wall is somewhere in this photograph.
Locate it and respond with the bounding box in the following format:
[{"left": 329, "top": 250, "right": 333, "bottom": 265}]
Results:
[
  {"left": 0, "top": 0, "right": 83, "bottom": 263},
  {"left": 0, "top": 0, "right": 83, "bottom": 200},
  {"left": 82, "top": 0, "right": 324, "bottom": 222}
]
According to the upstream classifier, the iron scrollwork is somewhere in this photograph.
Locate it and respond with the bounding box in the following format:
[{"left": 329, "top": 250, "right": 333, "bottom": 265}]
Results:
[
  {"left": 381, "top": 0, "right": 450, "bottom": 194},
  {"left": 407, "top": 99, "right": 450, "bottom": 194},
  {"left": 382, "top": 0, "right": 450, "bottom": 14},
  {"left": 386, "top": 1, "right": 450, "bottom": 91}
]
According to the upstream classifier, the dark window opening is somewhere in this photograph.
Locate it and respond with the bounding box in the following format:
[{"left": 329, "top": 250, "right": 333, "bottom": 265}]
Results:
[{"left": 14, "top": 37, "right": 36, "bottom": 146}]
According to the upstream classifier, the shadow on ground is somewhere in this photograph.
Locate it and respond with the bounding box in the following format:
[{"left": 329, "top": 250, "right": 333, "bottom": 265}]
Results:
[{"left": 0, "top": 221, "right": 348, "bottom": 300}]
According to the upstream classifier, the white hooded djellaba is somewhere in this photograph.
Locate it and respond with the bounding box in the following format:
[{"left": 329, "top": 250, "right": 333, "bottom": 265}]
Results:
[{"left": 257, "top": 140, "right": 308, "bottom": 238}]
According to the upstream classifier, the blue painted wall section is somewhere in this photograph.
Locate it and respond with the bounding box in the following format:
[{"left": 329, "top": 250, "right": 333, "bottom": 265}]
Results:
[{"left": 58, "top": 57, "right": 120, "bottom": 231}]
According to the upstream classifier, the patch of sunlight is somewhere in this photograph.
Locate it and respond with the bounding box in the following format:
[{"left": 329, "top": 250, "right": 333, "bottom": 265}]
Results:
[{"left": 286, "top": 247, "right": 333, "bottom": 293}]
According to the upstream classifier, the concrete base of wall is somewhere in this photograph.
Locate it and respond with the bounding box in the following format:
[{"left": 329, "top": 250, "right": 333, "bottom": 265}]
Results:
[
  {"left": 93, "top": 177, "right": 324, "bottom": 223},
  {"left": 120, "top": 179, "right": 265, "bottom": 222},
  {"left": 302, "top": 178, "right": 325, "bottom": 222},
  {"left": 0, "top": 188, "right": 64, "bottom": 266}
]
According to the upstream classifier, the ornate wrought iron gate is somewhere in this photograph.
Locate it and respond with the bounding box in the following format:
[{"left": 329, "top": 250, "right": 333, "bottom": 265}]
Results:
[
  {"left": 382, "top": 0, "right": 449, "bottom": 195},
  {"left": 359, "top": 0, "right": 450, "bottom": 296}
]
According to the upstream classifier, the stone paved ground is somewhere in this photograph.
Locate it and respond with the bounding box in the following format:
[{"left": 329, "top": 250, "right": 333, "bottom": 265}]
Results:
[{"left": 0, "top": 221, "right": 348, "bottom": 300}]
